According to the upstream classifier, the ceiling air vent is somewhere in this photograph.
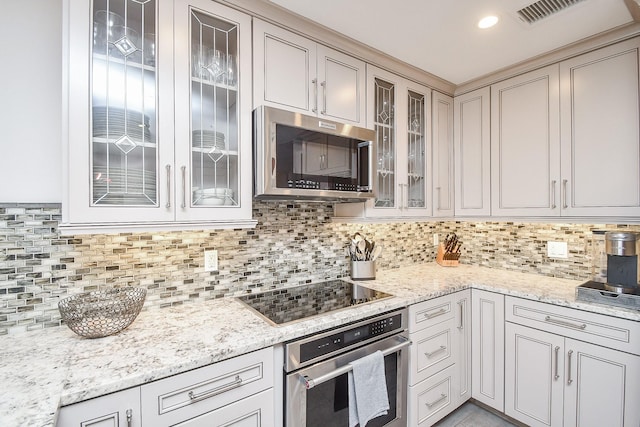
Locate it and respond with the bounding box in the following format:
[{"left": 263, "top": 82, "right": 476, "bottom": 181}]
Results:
[{"left": 516, "top": 0, "right": 586, "bottom": 24}]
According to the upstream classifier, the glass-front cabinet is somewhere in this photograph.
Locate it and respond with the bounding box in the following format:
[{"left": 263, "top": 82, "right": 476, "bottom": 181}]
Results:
[
  {"left": 62, "top": 0, "right": 254, "bottom": 231},
  {"left": 335, "top": 65, "right": 431, "bottom": 219}
]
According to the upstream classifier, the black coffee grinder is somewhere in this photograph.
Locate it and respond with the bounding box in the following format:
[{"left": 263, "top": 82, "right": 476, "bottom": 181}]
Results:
[{"left": 604, "top": 231, "right": 639, "bottom": 294}]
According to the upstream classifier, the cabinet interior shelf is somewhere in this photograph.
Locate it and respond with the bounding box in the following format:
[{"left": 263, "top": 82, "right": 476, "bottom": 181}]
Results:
[
  {"left": 93, "top": 53, "right": 156, "bottom": 73},
  {"left": 191, "top": 76, "right": 238, "bottom": 92},
  {"left": 93, "top": 137, "right": 156, "bottom": 149},
  {"left": 191, "top": 146, "right": 239, "bottom": 156}
]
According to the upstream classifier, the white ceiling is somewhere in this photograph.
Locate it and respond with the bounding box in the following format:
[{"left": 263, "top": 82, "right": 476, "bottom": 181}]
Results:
[{"left": 268, "top": 0, "right": 633, "bottom": 85}]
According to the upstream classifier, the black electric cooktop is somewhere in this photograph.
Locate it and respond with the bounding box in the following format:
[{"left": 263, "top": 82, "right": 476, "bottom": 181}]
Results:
[{"left": 236, "top": 280, "right": 393, "bottom": 325}]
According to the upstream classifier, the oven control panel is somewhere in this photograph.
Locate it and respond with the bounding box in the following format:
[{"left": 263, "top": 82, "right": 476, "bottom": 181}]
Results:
[{"left": 300, "top": 312, "right": 402, "bottom": 363}]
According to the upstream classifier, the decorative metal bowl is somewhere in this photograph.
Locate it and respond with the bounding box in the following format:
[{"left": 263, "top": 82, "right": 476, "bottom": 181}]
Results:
[{"left": 58, "top": 287, "right": 146, "bottom": 338}]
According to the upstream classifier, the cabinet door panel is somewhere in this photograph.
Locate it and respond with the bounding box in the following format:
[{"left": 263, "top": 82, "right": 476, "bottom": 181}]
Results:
[
  {"left": 454, "top": 87, "right": 490, "bottom": 216},
  {"left": 453, "top": 290, "right": 471, "bottom": 406},
  {"left": 253, "top": 19, "right": 314, "bottom": 113},
  {"left": 174, "top": 0, "right": 252, "bottom": 221},
  {"left": 432, "top": 91, "right": 454, "bottom": 217},
  {"left": 491, "top": 65, "right": 560, "bottom": 216},
  {"left": 564, "top": 339, "right": 640, "bottom": 427},
  {"left": 317, "top": 46, "right": 365, "bottom": 125},
  {"left": 65, "top": 0, "right": 175, "bottom": 224},
  {"left": 505, "top": 323, "right": 564, "bottom": 427},
  {"left": 560, "top": 38, "right": 640, "bottom": 216},
  {"left": 471, "top": 290, "right": 504, "bottom": 411},
  {"left": 57, "top": 387, "right": 141, "bottom": 427}
]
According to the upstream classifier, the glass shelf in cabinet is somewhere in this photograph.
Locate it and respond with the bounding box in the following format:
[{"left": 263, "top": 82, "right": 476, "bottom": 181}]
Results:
[
  {"left": 92, "top": 52, "right": 156, "bottom": 72},
  {"left": 191, "top": 146, "right": 239, "bottom": 156},
  {"left": 92, "top": 137, "right": 156, "bottom": 149},
  {"left": 190, "top": 76, "right": 238, "bottom": 91}
]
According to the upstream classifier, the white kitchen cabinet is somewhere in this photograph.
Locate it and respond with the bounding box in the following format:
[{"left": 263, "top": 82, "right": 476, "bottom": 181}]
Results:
[
  {"left": 253, "top": 19, "right": 365, "bottom": 126},
  {"left": 505, "top": 323, "right": 640, "bottom": 427},
  {"left": 58, "top": 348, "right": 276, "bottom": 427},
  {"left": 62, "top": 0, "right": 255, "bottom": 233},
  {"left": 452, "top": 290, "right": 471, "bottom": 406},
  {"left": 334, "top": 66, "right": 432, "bottom": 219},
  {"left": 560, "top": 37, "right": 640, "bottom": 217},
  {"left": 454, "top": 87, "right": 491, "bottom": 216},
  {"left": 407, "top": 291, "right": 470, "bottom": 426},
  {"left": 432, "top": 91, "right": 454, "bottom": 217},
  {"left": 141, "top": 347, "right": 274, "bottom": 426},
  {"left": 505, "top": 296, "right": 640, "bottom": 427},
  {"left": 56, "top": 386, "right": 141, "bottom": 427},
  {"left": 490, "top": 64, "right": 561, "bottom": 217},
  {"left": 471, "top": 289, "right": 504, "bottom": 411},
  {"left": 563, "top": 338, "right": 640, "bottom": 427},
  {"left": 504, "top": 322, "right": 564, "bottom": 427}
]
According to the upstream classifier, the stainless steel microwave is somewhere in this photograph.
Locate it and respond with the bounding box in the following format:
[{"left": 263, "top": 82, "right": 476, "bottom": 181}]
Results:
[{"left": 253, "top": 106, "right": 376, "bottom": 201}]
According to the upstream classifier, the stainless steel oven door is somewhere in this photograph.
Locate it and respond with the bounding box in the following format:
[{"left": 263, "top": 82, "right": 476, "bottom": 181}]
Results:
[{"left": 286, "top": 333, "right": 410, "bottom": 427}]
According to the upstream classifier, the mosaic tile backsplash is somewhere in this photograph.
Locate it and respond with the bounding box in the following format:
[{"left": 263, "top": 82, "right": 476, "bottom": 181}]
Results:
[{"left": 1, "top": 202, "right": 639, "bottom": 334}]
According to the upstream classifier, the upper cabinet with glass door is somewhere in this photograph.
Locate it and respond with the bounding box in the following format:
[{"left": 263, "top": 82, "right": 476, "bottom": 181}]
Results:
[
  {"left": 173, "top": 0, "right": 252, "bottom": 223},
  {"left": 62, "top": 0, "right": 254, "bottom": 232},
  {"left": 334, "top": 66, "right": 432, "bottom": 219}
]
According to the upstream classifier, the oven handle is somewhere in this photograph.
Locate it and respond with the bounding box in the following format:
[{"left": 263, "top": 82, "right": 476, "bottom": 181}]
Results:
[{"left": 300, "top": 335, "right": 411, "bottom": 390}]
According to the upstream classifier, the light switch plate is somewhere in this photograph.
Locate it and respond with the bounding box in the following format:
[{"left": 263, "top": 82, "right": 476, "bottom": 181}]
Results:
[
  {"left": 547, "top": 241, "right": 568, "bottom": 259},
  {"left": 433, "top": 233, "right": 439, "bottom": 246},
  {"left": 204, "top": 249, "right": 218, "bottom": 272}
]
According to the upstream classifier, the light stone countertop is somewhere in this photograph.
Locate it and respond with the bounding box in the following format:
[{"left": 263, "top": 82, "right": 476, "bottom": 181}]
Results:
[{"left": 2, "top": 264, "right": 639, "bottom": 427}]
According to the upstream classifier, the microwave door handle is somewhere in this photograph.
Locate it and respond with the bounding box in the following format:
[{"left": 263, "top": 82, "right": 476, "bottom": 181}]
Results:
[
  {"left": 357, "top": 141, "right": 373, "bottom": 192},
  {"left": 299, "top": 335, "right": 411, "bottom": 389}
]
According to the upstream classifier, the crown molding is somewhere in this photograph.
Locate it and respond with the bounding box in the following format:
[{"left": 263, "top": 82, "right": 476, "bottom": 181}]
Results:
[
  {"left": 220, "top": 0, "right": 456, "bottom": 95},
  {"left": 454, "top": 22, "right": 640, "bottom": 96}
]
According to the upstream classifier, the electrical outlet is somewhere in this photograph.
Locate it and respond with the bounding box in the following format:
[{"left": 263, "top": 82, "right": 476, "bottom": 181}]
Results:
[
  {"left": 204, "top": 249, "right": 218, "bottom": 272},
  {"left": 433, "top": 233, "right": 439, "bottom": 246},
  {"left": 547, "top": 241, "right": 568, "bottom": 259}
]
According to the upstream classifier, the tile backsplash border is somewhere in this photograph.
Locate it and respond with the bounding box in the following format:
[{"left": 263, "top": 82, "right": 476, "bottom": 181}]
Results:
[{"left": 1, "top": 202, "right": 638, "bottom": 335}]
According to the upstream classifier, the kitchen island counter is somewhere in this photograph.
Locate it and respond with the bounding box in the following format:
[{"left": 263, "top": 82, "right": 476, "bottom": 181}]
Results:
[{"left": 2, "top": 264, "right": 638, "bottom": 426}]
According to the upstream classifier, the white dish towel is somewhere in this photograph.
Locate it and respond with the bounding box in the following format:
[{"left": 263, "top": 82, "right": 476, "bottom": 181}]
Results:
[{"left": 348, "top": 350, "right": 390, "bottom": 427}]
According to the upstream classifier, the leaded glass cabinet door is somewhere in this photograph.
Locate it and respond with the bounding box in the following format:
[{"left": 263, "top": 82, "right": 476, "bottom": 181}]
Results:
[
  {"left": 402, "top": 82, "right": 432, "bottom": 217},
  {"left": 91, "top": 0, "right": 158, "bottom": 207},
  {"left": 64, "top": 0, "right": 174, "bottom": 225},
  {"left": 174, "top": 0, "right": 252, "bottom": 222},
  {"left": 365, "top": 66, "right": 400, "bottom": 216}
]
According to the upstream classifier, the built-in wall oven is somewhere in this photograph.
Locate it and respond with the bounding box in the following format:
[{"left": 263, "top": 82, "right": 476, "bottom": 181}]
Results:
[{"left": 284, "top": 309, "right": 410, "bottom": 427}]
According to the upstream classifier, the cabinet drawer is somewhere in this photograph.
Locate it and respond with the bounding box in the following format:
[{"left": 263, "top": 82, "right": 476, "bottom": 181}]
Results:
[
  {"left": 173, "top": 388, "right": 274, "bottom": 427},
  {"left": 410, "top": 317, "right": 456, "bottom": 385},
  {"left": 409, "top": 295, "right": 455, "bottom": 332},
  {"left": 505, "top": 296, "right": 640, "bottom": 355},
  {"left": 408, "top": 364, "right": 456, "bottom": 426},
  {"left": 141, "top": 347, "right": 274, "bottom": 426}
]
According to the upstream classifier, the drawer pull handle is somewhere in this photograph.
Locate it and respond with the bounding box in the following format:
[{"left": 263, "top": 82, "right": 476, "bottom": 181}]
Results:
[
  {"left": 424, "top": 308, "right": 447, "bottom": 319},
  {"left": 126, "top": 409, "right": 132, "bottom": 427},
  {"left": 554, "top": 346, "right": 560, "bottom": 380},
  {"left": 544, "top": 316, "right": 586, "bottom": 330},
  {"left": 425, "top": 393, "right": 447, "bottom": 408},
  {"left": 165, "top": 164, "right": 171, "bottom": 208},
  {"left": 424, "top": 345, "right": 447, "bottom": 358},
  {"left": 567, "top": 350, "right": 574, "bottom": 385},
  {"left": 188, "top": 375, "right": 243, "bottom": 403},
  {"left": 457, "top": 301, "right": 464, "bottom": 330}
]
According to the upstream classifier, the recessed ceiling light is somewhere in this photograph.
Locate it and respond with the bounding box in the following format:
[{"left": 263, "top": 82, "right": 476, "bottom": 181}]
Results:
[{"left": 478, "top": 15, "right": 499, "bottom": 29}]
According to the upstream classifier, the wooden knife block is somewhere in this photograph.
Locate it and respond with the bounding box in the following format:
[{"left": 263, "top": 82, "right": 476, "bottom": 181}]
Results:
[{"left": 436, "top": 243, "right": 459, "bottom": 267}]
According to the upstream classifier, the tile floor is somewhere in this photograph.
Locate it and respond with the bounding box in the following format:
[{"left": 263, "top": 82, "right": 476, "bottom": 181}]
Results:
[{"left": 433, "top": 402, "right": 519, "bottom": 427}]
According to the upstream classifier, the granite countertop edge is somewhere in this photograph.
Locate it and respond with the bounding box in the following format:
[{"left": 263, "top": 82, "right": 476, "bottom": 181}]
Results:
[{"left": 2, "top": 263, "right": 639, "bottom": 427}]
